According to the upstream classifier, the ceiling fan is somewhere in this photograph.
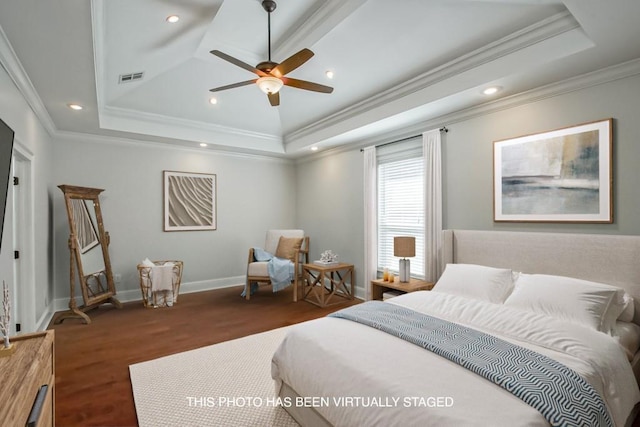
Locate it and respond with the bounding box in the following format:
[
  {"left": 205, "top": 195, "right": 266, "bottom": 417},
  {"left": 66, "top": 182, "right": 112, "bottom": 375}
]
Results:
[{"left": 209, "top": 0, "right": 333, "bottom": 107}]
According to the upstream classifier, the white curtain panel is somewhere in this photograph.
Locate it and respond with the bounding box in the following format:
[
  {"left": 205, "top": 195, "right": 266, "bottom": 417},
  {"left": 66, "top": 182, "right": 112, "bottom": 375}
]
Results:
[
  {"left": 363, "top": 146, "right": 377, "bottom": 300},
  {"left": 423, "top": 129, "right": 443, "bottom": 282}
]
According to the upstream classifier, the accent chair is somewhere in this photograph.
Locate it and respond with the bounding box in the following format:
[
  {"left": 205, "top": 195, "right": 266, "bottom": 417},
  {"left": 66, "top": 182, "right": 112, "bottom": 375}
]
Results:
[{"left": 245, "top": 229, "right": 309, "bottom": 301}]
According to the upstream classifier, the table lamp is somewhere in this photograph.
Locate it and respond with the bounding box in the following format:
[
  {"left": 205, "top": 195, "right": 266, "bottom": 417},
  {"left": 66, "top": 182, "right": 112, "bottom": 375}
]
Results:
[{"left": 394, "top": 236, "right": 415, "bottom": 282}]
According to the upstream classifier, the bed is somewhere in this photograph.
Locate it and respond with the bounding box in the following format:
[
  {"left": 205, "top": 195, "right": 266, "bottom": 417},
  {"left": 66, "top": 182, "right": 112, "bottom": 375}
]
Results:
[{"left": 271, "top": 230, "right": 640, "bottom": 426}]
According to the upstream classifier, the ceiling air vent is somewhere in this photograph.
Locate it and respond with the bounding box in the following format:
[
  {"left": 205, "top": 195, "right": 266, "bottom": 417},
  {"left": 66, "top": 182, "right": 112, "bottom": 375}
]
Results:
[{"left": 118, "top": 72, "right": 144, "bottom": 84}]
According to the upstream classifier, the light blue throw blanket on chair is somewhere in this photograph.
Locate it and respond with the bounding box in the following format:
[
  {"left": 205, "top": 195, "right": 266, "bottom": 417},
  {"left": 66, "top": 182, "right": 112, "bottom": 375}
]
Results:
[{"left": 242, "top": 248, "right": 294, "bottom": 297}]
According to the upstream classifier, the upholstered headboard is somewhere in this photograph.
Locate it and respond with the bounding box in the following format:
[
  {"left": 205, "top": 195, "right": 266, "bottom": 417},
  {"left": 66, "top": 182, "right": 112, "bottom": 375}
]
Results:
[{"left": 442, "top": 230, "right": 640, "bottom": 323}]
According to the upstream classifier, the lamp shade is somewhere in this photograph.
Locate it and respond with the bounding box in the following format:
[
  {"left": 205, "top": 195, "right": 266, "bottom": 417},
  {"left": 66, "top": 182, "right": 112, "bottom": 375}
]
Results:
[
  {"left": 257, "top": 76, "right": 283, "bottom": 94},
  {"left": 394, "top": 236, "right": 415, "bottom": 258}
]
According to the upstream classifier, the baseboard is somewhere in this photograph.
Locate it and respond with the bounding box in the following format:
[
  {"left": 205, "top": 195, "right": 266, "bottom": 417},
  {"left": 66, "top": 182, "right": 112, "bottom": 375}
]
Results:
[
  {"left": 36, "top": 308, "right": 55, "bottom": 332},
  {"left": 43, "top": 277, "right": 364, "bottom": 330},
  {"left": 50, "top": 275, "right": 246, "bottom": 318},
  {"left": 179, "top": 276, "right": 245, "bottom": 295}
]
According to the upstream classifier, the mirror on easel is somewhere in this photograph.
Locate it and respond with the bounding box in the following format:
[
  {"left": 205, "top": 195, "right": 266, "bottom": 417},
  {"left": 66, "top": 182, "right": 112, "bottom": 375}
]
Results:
[{"left": 54, "top": 185, "right": 121, "bottom": 324}]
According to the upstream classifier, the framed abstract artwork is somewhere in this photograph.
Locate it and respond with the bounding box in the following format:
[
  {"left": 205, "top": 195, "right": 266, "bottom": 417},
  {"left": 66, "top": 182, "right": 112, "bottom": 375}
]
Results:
[
  {"left": 494, "top": 118, "right": 612, "bottom": 223},
  {"left": 163, "top": 171, "right": 217, "bottom": 231}
]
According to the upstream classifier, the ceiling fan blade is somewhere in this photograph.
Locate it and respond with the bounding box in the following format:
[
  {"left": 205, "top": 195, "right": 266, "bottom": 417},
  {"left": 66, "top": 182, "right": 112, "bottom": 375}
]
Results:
[
  {"left": 210, "top": 50, "right": 268, "bottom": 77},
  {"left": 282, "top": 77, "right": 333, "bottom": 94},
  {"left": 209, "top": 79, "right": 257, "bottom": 92},
  {"left": 271, "top": 48, "right": 314, "bottom": 78},
  {"left": 268, "top": 92, "right": 280, "bottom": 107}
]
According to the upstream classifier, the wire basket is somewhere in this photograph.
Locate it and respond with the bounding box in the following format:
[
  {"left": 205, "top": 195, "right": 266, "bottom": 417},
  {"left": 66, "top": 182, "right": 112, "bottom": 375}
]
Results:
[{"left": 137, "top": 260, "right": 183, "bottom": 308}]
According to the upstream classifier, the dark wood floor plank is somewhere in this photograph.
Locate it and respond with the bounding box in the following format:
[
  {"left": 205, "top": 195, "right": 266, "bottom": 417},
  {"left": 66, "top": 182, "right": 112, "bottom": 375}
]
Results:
[{"left": 50, "top": 285, "right": 359, "bottom": 427}]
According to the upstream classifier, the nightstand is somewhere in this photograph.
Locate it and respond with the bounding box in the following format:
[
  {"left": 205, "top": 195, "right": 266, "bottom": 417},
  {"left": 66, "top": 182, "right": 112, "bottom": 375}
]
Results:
[
  {"left": 302, "top": 263, "right": 355, "bottom": 307},
  {"left": 371, "top": 277, "right": 434, "bottom": 300}
]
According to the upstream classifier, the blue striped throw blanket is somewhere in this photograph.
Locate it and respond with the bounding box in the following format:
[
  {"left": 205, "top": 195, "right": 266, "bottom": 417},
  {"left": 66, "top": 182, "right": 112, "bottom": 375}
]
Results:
[{"left": 329, "top": 301, "right": 612, "bottom": 427}]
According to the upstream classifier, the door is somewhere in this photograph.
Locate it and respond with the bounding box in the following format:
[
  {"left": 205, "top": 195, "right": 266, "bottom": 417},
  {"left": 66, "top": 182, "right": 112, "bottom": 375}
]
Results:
[
  {"left": 11, "top": 156, "right": 22, "bottom": 334},
  {"left": 12, "top": 144, "right": 35, "bottom": 333}
]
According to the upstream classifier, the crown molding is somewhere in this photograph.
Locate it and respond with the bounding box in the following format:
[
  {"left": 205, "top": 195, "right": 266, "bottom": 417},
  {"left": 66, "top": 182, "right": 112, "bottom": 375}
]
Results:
[
  {"left": 99, "top": 105, "right": 284, "bottom": 153},
  {"left": 430, "top": 56, "right": 640, "bottom": 130},
  {"left": 101, "top": 105, "right": 280, "bottom": 141},
  {"left": 54, "top": 129, "right": 294, "bottom": 163},
  {"left": 274, "top": 0, "right": 367, "bottom": 58},
  {"left": 0, "top": 23, "right": 57, "bottom": 136},
  {"left": 285, "top": 11, "right": 582, "bottom": 146},
  {"left": 295, "top": 57, "right": 640, "bottom": 164}
]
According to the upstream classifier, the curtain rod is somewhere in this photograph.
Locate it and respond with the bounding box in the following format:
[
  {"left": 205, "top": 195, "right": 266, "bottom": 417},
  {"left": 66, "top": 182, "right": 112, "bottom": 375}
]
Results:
[{"left": 360, "top": 127, "right": 448, "bottom": 152}]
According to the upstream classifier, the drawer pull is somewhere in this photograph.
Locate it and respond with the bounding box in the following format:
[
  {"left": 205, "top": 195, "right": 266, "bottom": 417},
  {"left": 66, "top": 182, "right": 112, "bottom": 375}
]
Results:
[{"left": 26, "top": 384, "right": 48, "bottom": 427}]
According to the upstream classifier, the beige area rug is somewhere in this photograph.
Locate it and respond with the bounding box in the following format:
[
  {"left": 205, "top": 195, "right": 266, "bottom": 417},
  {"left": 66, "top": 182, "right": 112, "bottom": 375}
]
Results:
[{"left": 129, "top": 327, "right": 299, "bottom": 427}]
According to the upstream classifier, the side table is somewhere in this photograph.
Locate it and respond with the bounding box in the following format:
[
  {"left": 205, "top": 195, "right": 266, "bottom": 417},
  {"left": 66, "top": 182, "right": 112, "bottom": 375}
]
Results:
[
  {"left": 371, "top": 277, "right": 434, "bottom": 300},
  {"left": 302, "top": 263, "right": 355, "bottom": 307}
]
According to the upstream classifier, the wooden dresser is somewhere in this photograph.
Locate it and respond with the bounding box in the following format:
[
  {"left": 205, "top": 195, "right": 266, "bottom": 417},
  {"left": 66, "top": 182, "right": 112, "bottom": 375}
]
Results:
[{"left": 0, "top": 330, "right": 55, "bottom": 427}]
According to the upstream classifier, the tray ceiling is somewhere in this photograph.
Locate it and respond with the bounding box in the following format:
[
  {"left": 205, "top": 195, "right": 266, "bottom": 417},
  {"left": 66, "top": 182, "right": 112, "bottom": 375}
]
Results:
[{"left": 1, "top": 0, "right": 639, "bottom": 157}]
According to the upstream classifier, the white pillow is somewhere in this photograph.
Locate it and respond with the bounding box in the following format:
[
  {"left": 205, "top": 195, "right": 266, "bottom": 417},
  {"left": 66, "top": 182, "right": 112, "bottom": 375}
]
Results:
[
  {"left": 433, "top": 264, "right": 514, "bottom": 304},
  {"left": 504, "top": 273, "right": 626, "bottom": 333}
]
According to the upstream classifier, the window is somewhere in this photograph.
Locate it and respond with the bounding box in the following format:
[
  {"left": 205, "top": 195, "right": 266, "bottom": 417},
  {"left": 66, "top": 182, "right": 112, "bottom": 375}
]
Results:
[{"left": 377, "top": 138, "right": 424, "bottom": 278}]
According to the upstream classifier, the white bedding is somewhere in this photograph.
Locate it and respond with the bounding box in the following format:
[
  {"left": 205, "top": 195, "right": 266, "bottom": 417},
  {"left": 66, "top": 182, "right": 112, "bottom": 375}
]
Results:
[{"left": 271, "top": 291, "right": 640, "bottom": 426}]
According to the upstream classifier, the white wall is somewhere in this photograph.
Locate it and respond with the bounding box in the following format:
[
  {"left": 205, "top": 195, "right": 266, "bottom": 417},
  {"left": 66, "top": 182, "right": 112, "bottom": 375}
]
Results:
[
  {"left": 51, "top": 135, "right": 297, "bottom": 304},
  {"left": 0, "top": 63, "right": 54, "bottom": 331},
  {"left": 296, "top": 148, "right": 365, "bottom": 297},
  {"left": 297, "top": 71, "right": 640, "bottom": 297},
  {"left": 444, "top": 73, "right": 640, "bottom": 234}
]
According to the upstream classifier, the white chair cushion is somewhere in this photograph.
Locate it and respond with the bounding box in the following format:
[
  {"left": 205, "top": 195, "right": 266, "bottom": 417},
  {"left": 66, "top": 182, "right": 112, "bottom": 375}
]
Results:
[
  {"left": 265, "top": 229, "right": 304, "bottom": 254},
  {"left": 248, "top": 261, "right": 269, "bottom": 277}
]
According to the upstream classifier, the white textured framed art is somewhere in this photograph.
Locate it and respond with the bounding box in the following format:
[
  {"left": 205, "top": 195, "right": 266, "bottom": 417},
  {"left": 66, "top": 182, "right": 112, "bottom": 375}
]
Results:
[
  {"left": 163, "top": 171, "right": 217, "bottom": 231},
  {"left": 494, "top": 118, "right": 612, "bottom": 223}
]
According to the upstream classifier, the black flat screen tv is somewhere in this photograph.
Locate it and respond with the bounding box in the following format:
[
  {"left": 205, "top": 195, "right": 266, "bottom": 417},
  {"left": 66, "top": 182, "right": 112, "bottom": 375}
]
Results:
[{"left": 0, "top": 118, "right": 15, "bottom": 254}]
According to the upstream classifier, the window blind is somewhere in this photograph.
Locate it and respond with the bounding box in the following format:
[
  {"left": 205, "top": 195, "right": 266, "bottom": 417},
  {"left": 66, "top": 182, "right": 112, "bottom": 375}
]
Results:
[{"left": 377, "top": 138, "right": 424, "bottom": 278}]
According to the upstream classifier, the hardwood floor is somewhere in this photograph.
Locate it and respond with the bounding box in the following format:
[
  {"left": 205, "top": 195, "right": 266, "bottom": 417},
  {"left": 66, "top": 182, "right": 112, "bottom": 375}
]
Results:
[
  {"left": 47, "top": 287, "right": 640, "bottom": 427},
  {"left": 49, "top": 285, "right": 360, "bottom": 427}
]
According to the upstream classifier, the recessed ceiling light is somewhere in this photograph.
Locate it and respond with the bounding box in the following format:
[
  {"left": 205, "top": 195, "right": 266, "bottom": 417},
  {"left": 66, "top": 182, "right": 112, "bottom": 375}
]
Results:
[
  {"left": 310, "top": 146, "right": 319, "bottom": 151},
  {"left": 483, "top": 86, "right": 502, "bottom": 95},
  {"left": 166, "top": 15, "right": 180, "bottom": 23},
  {"left": 68, "top": 104, "right": 83, "bottom": 110},
  {"left": 325, "top": 70, "right": 334, "bottom": 79},
  {"left": 200, "top": 143, "right": 208, "bottom": 147},
  {"left": 209, "top": 97, "right": 218, "bottom": 105}
]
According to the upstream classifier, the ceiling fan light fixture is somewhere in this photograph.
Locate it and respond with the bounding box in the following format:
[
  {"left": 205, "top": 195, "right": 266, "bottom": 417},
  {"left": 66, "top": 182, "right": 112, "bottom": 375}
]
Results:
[
  {"left": 166, "top": 15, "right": 180, "bottom": 23},
  {"left": 257, "top": 76, "right": 283, "bottom": 94}
]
